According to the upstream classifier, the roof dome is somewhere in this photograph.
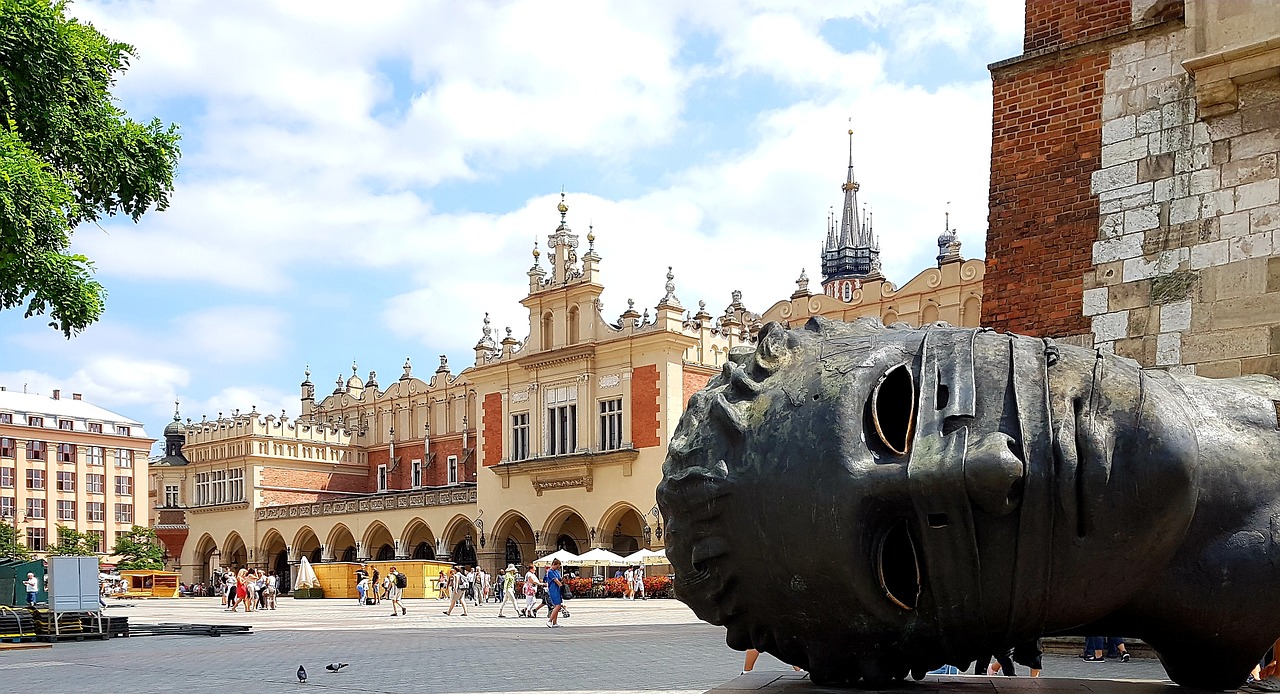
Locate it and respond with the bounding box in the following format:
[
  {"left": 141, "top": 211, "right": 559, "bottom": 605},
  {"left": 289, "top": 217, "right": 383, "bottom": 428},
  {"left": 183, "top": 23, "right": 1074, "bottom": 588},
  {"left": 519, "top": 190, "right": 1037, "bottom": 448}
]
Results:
[
  {"left": 164, "top": 417, "right": 185, "bottom": 436},
  {"left": 346, "top": 360, "right": 363, "bottom": 390}
]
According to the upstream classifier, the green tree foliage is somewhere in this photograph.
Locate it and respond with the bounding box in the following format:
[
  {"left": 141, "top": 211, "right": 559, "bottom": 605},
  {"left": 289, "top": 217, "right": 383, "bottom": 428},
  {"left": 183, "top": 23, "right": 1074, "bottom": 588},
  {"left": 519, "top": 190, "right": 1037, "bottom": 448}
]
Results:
[
  {"left": 111, "top": 525, "right": 164, "bottom": 570},
  {"left": 0, "top": 0, "right": 181, "bottom": 336},
  {"left": 48, "top": 525, "right": 99, "bottom": 556},
  {"left": 0, "top": 521, "right": 32, "bottom": 561}
]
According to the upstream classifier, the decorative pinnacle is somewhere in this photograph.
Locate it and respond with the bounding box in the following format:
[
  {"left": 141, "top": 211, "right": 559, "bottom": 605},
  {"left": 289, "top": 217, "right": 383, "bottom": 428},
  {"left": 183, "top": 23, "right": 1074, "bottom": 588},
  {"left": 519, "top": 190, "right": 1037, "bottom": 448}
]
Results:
[
  {"left": 304, "top": 365, "right": 310, "bottom": 379},
  {"left": 532, "top": 240, "right": 540, "bottom": 260},
  {"left": 505, "top": 327, "right": 513, "bottom": 338},
  {"left": 402, "top": 357, "right": 412, "bottom": 377},
  {"left": 173, "top": 400, "right": 181, "bottom": 422},
  {"left": 351, "top": 360, "right": 358, "bottom": 376},
  {"left": 482, "top": 312, "right": 492, "bottom": 338},
  {"left": 557, "top": 192, "right": 568, "bottom": 219},
  {"left": 587, "top": 223, "right": 595, "bottom": 249}
]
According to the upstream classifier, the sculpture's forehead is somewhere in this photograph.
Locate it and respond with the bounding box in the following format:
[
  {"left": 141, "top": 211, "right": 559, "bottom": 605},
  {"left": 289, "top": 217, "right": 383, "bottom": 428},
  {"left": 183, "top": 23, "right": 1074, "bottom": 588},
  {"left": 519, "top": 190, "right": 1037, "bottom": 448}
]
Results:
[{"left": 818, "top": 333, "right": 921, "bottom": 375}]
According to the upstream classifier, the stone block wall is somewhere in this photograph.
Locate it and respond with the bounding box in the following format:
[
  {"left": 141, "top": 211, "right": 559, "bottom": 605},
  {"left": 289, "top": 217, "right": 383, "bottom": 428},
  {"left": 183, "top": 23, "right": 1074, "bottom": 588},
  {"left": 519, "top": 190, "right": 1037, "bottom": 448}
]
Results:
[{"left": 1085, "top": 22, "right": 1280, "bottom": 377}]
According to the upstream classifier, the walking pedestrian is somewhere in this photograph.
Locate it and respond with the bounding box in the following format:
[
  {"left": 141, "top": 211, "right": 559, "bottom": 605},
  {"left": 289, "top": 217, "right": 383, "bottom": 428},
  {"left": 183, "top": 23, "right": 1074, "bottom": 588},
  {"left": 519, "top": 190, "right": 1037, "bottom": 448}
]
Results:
[
  {"left": 437, "top": 571, "right": 448, "bottom": 600},
  {"left": 624, "top": 566, "right": 635, "bottom": 600},
  {"left": 497, "top": 565, "right": 520, "bottom": 617},
  {"left": 387, "top": 566, "right": 406, "bottom": 616},
  {"left": 524, "top": 564, "right": 544, "bottom": 618},
  {"left": 265, "top": 571, "right": 279, "bottom": 610},
  {"left": 634, "top": 564, "right": 646, "bottom": 599},
  {"left": 545, "top": 558, "right": 566, "bottom": 628},
  {"left": 443, "top": 566, "right": 469, "bottom": 616}
]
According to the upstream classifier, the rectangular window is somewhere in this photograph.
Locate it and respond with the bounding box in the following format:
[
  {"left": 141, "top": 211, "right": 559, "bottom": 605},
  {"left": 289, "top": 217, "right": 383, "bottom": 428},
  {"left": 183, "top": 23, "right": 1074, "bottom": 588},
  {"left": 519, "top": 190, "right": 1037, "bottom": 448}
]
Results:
[
  {"left": 86, "top": 446, "right": 103, "bottom": 466},
  {"left": 511, "top": 413, "right": 530, "bottom": 461},
  {"left": 411, "top": 459, "right": 422, "bottom": 488},
  {"left": 0, "top": 468, "right": 11, "bottom": 488},
  {"left": 195, "top": 472, "right": 209, "bottom": 506},
  {"left": 86, "top": 473, "right": 104, "bottom": 494},
  {"left": 0, "top": 496, "right": 13, "bottom": 519},
  {"left": 114, "top": 503, "right": 133, "bottom": 524},
  {"left": 57, "top": 443, "right": 75, "bottom": 463},
  {"left": 56, "top": 499, "right": 75, "bottom": 521},
  {"left": 0, "top": 438, "right": 11, "bottom": 457},
  {"left": 87, "top": 530, "right": 105, "bottom": 553},
  {"left": 377, "top": 464, "right": 388, "bottom": 492},
  {"left": 86, "top": 501, "right": 104, "bottom": 522},
  {"left": 115, "top": 449, "right": 132, "bottom": 468},
  {"left": 27, "top": 416, "right": 42, "bottom": 427},
  {"left": 115, "top": 475, "right": 132, "bottom": 496},
  {"left": 447, "top": 455, "right": 459, "bottom": 485},
  {"left": 599, "top": 398, "right": 624, "bottom": 451},
  {"left": 26, "top": 497, "right": 45, "bottom": 519},
  {"left": 26, "top": 440, "right": 45, "bottom": 461},
  {"left": 229, "top": 468, "right": 244, "bottom": 502},
  {"left": 56, "top": 471, "right": 74, "bottom": 492},
  {"left": 27, "top": 527, "right": 46, "bottom": 552},
  {"left": 58, "top": 419, "right": 73, "bottom": 431},
  {"left": 26, "top": 469, "right": 44, "bottom": 490},
  {"left": 0, "top": 413, "right": 10, "bottom": 424},
  {"left": 116, "top": 425, "right": 131, "bottom": 436},
  {"left": 545, "top": 386, "right": 577, "bottom": 456},
  {"left": 87, "top": 422, "right": 102, "bottom": 433},
  {"left": 164, "top": 484, "right": 179, "bottom": 508}
]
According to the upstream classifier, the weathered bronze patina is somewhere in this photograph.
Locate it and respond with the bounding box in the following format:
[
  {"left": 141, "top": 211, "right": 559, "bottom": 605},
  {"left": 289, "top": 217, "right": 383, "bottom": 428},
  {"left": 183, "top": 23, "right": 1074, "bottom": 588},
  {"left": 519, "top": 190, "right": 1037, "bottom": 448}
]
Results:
[{"left": 657, "top": 317, "right": 1280, "bottom": 689}]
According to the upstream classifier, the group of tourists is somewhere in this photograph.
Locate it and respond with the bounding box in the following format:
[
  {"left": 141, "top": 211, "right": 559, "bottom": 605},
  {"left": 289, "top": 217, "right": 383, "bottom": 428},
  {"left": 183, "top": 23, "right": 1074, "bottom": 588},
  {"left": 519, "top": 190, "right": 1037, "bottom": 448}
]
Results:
[
  {"left": 615, "top": 565, "right": 647, "bottom": 599},
  {"left": 440, "top": 560, "right": 567, "bottom": 626},
  {"left": 353, "top": 565, "right": 409, "bottom": 616},
  {"left": 212, "top": 567, "right": 279, "bottom": 612}
]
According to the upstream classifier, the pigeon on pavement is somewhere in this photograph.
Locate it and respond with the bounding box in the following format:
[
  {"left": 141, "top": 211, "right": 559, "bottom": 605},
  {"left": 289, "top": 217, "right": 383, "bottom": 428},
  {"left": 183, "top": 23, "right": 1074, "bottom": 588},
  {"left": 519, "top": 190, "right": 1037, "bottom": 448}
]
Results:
[
  {"left": 326, "top": 663, "right": 349, "bottom": 672},
  {"left": 297, "top": 665, "right": 307, "bottom": 683}
]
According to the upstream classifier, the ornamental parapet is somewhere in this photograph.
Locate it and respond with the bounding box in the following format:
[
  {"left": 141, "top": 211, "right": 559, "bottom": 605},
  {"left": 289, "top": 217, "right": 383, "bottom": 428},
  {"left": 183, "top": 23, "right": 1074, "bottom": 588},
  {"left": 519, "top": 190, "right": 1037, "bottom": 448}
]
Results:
[{"left": 254, "top": 486, "right": 478, "bottom": 521}]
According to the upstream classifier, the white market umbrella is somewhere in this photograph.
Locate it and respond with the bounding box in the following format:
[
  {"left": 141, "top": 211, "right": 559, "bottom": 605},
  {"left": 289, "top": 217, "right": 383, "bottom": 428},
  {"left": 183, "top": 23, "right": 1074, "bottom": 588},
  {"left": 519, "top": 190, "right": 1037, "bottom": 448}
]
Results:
[
  {"left": 623, "top": 548, "right": 670, "bottom": 566},
  {"left": 532, "top": 550, "right": 581, "bottom": 567},
  {"left": 295, "top": 556, "right": 320, "bottom": 589},
  {"left": 575, "top": 548, "right": 627, "bottom": 567}
]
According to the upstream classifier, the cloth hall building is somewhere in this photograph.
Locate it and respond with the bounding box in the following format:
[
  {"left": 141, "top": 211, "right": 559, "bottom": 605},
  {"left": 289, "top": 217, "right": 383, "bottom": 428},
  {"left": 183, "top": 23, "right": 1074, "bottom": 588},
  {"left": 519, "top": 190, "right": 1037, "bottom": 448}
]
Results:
[{"left": 147, "top": 149, "right": 985, "bottom": 587}]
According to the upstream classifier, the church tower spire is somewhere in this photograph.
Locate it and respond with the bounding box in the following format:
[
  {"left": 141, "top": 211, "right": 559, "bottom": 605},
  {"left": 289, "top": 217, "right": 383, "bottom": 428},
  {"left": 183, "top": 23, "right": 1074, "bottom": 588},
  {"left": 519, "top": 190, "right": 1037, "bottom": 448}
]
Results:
[{"left": 821, "top": 127, "right": 882, "bottom": 298}]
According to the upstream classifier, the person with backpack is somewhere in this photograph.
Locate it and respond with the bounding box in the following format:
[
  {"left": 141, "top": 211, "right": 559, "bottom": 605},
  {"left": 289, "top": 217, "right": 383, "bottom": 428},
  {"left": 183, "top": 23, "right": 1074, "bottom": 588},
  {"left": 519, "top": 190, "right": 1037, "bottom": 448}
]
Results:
[
  {"left": 443, "top": 566, "right": 469, "bottom": 616},
  {"left": 387, "top": 567, "right": 407, "bottom": 617}
]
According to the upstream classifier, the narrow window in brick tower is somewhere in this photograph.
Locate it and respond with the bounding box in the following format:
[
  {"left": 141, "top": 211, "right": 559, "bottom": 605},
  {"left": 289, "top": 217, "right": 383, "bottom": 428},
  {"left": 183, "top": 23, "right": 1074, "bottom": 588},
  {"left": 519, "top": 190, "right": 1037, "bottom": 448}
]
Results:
[
  {"left": 411, "top": 460, "right": 422, "bottom": 488},
  {"left": 377, "top": 464, "right": 388, "bottom": 492},
  {"left": 447, "top": 455, "right": 459, "bottom": 485}
]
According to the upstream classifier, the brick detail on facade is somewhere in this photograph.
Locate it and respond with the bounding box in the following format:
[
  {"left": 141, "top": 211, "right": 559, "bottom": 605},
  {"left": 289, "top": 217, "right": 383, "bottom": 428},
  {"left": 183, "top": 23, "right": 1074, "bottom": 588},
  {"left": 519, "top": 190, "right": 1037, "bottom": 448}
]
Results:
[
  {"left": 154, "top": 527, "right": 189, "bottom": 561},
  {"left": 482, "top": 392, "right": 502, "bottom": 467},
  {"left": 258, "top": 466, "right": 369, "bottom": 506},
  {"left": 630, "top": 364, "right": 661, "bottom": 449},
  {"left": 1024, "top": 0, "right": 1130, "bottom": 53},
  {"left": 367, "top": 442, "right": 425, "bottom": 491},
  {"left": 988, "top": 49, "right": 1110, "bottom": 337},
  {"left": 682, "top": 366, "right": 715, "bottom": 403},
  {"left": 428, "top": 436, "right": 472, "bottom": 486}
]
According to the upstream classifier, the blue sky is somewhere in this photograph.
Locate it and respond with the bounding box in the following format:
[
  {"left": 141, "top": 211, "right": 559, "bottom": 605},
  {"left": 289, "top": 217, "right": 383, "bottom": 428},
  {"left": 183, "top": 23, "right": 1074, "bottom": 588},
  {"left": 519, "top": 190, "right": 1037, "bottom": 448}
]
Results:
[{"left": 0, "top": 0, "right": 1024, "bottom": 446}]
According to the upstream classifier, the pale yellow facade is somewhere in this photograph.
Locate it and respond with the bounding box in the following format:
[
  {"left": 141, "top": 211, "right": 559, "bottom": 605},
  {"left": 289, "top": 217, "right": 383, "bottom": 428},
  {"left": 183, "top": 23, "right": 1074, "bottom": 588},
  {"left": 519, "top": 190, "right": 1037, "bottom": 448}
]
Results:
[{"left": 150, "top": 194, "right": 984, "bottom": 589}]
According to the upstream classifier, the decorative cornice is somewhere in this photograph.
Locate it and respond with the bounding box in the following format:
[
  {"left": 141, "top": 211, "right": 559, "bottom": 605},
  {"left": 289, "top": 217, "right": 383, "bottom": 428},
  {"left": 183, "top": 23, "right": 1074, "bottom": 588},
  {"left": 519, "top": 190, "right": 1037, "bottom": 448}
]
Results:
[
  {"left": 490, "top": 447, "right": 639, "bottom": 476},
  {"left": 532, "top": 475, "right": 593, "bottom": 496},
  {"left": 254, "top": 486, "right": 477, "bottom": 521}
]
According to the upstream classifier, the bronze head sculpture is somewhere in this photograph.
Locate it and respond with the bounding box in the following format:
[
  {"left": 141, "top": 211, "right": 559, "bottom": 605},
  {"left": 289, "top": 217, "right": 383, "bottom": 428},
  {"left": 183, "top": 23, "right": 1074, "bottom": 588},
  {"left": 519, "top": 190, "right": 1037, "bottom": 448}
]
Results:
[{"left": 657, "top": 317, "right": 1280, "bottom": 689}]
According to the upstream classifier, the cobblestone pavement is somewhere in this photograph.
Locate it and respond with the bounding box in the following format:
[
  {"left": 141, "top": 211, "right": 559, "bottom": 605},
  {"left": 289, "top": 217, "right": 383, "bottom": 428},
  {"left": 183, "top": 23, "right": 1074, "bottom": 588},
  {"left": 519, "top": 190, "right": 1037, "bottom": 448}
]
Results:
[{"left": 3, "top": 598, "right": 1169, "bottom": 693}]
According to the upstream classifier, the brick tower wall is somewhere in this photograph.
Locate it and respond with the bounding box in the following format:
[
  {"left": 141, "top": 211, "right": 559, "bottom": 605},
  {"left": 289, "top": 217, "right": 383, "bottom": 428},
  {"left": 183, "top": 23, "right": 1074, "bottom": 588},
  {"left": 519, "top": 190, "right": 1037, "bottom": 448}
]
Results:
[{"left": 986, "top": 1, "right": 1131, "bottom": 338}]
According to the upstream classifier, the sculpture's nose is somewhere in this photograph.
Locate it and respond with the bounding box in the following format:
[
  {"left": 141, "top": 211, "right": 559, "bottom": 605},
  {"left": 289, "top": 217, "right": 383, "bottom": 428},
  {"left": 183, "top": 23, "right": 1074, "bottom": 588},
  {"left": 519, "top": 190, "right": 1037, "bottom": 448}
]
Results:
[{"left": 964, "top": 432, "right": 1025, "bottom": 516}]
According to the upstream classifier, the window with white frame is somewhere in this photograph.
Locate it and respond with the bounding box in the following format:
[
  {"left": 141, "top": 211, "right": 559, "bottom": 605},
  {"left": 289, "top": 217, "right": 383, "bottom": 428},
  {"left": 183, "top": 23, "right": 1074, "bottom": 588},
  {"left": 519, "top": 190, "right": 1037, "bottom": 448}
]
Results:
[
  {"left": 86, "top": 473, "right": 104, "bottom": 494},
  {"left": 26, "top": 469, "right": 44, "bottom": 489},
  {"left": 0, "top": 496, "right": 13, "bottom": 519},
  {"left": 0, "top": 438, "right": 11, "bottom": 457},
  {"left": 88, "top": 530, "right": 105, "bottom": 553},
  {"left": 86, "top": 446, "right": 103, "bottom": 466},
  {"left": 116, "top": 425, "right": 131, "bottom": 436},
  {"left": 56, "top": 471, "right": 74, "bottom": 492},
  {"left": 26, "top": 497, "right": 45, "bottom": 519},
  {"left": 114, "top": 503, "right": 133, "bottom": 524},
  {"left": 544, "top": 385, "right": 577, "bottom": 456},
  {"left": 447, "top": 455, "right": 459, "bottom": 485},
  {"left": 87, "top": 422, "right": 101, "bottom": 433},
  {"left": 27, "top": 416, "right": 42, "bottom": 427},
  {"left": 599, "top": 398, "right": 624, "bottom": 451},
  {"left": 511, "top": 413, "right": 529, "bottom": 461},
  {"left": 86, "top": 502, "right": 104, "bottom": 522},
  {"left": 115, "top": 448, "right": 132, "bottom": 468},
  {"left": 0, "top": 413, "right": 10, "bottom": 424},
  {"left": 27, "top": 527, "right": 45, "bottom": 551},
  {"left": 195, "top": 472, "right": 209, "bottom": 505},
  {"left": 26, "top": 440, "right": 45, "bottom": 461},
  {"left": 56, "top": 499, "right": 75, "bottom": 521},
  {"left": 0, "top": 467, "right": 11, "bottom": 488},
  {"left": 194, "top": 469, "right": 243, "bottom": 506},
  {"left": 229, "top": 468, "right": 244, "bottom": 501},
  {"left": 164, "top": 484, "right": 179, "bottom": 507},
  {"left": 377, "top": 464, "right": 388, "bottom": 492},
  {"left": 57, "top": 443, "right": 75, "bottom": 463},
  {"left": 115, "top": 475, "right": 132, "bottom": 496},
  {"left": 411, "top": 459, "right": 422, "bottom": 488},
  {"left": 58, "top": 419, "right": 73, "bottom": 431}
]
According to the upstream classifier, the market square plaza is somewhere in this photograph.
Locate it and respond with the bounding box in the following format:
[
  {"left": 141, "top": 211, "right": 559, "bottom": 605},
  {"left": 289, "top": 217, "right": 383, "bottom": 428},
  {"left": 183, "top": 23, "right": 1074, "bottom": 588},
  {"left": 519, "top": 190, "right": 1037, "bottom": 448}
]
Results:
[{"left": 3, "top": 598, "right": 1169, "bottom": 693}]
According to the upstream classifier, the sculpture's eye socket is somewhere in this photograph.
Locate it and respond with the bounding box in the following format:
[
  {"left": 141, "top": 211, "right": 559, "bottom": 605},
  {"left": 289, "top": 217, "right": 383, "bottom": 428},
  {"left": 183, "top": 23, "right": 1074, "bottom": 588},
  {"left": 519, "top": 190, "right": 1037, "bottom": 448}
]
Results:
[
  {"left": 870, "top": 363, "right": 916, "bottom": 456},
  {"left": 876, "top": 519, "right": 920, "bottom": 610}
]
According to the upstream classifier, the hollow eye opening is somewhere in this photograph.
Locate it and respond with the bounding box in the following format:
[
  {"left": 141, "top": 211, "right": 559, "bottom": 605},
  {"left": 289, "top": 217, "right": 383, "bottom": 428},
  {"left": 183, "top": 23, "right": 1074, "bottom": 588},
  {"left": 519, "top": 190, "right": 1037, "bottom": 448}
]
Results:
[
  {"left": 871, "top": 363, "right": 916, "bottom": 456},
  {"left": 876, "top": 519, "right": 920, "bottom": 611}
]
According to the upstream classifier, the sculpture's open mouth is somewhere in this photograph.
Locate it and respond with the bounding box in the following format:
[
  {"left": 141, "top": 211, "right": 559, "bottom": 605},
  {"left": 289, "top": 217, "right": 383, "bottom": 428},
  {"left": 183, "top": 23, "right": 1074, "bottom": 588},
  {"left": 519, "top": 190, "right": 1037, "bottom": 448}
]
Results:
[{"left": 876, "top": 519, "right": 921, "bottom": 611}]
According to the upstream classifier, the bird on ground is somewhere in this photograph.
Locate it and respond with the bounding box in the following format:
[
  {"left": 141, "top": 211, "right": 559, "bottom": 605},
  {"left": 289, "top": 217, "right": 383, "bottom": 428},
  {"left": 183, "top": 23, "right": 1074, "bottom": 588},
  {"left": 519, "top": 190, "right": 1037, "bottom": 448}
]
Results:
[
  {"left": 326, "top": 663, "right": 349, "bottom": 672},
  {"left": 297, "top": 665, "right": 307, "bottom": 683}
]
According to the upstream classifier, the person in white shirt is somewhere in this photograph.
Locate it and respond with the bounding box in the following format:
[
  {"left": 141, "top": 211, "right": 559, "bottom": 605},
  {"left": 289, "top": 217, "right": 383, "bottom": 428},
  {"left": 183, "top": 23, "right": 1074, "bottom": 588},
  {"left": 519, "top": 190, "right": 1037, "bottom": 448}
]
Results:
[
  {"left": 24, "top": 572, "right": 38, "bottom": 606},
  {"left": 634, "top": 564, "right": 646, "bottom": 599},
  {"left": 623, "top": 567, "right": 635, "bottom": 600}
]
